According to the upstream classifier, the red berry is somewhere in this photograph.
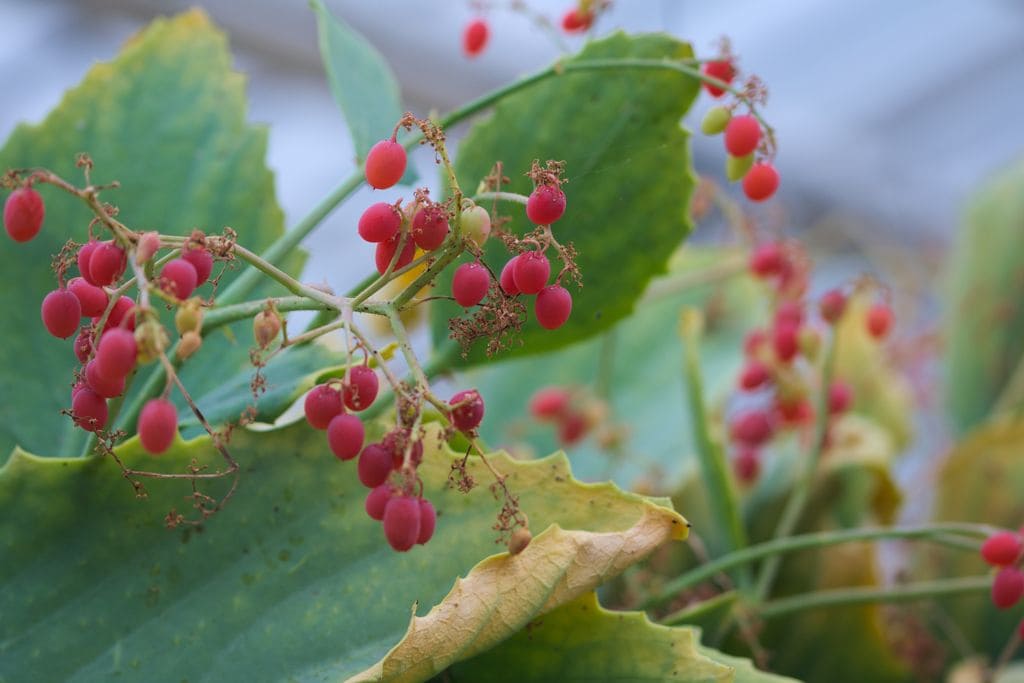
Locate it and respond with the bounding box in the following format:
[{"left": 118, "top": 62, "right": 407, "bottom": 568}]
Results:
[
  {"left": 773, "top": 324, "right": 799, "bottom": 363},
  {"left": 513, "top": 252, "right": 550, "bottom": 294},
  {"left": 96, "top": 328, "right": 137, "bottom": 380},
  {"left": 3, "top": 187, "right": 44, "bottom": 242},
  {"left": 72, "top": 387, "right": 107, "bottom": 432},
  {"left": 462, "top": 19, "right": 489, "bottom": 57},
  {"left": 365, "top": 484, "right": 393, "bottom": 521},
  {"left": 136, "top": 232, "right": 160, "bottom": 265},
  {"left": 41, "top": 289, "right": 82, "bottom": 339},
  {"left": 776, "top": 397, "right": 813, "bottom": 426},
  {"left": 103, "top": 295, "right": 136, "bottom": 331},
  {"left": 702, "top": 59, "right": 735, "bottom": 98},
  {"left": 730, "top": 410, "right": 774, "bottom": 447},
  {"left": 450, "top": 389, "right": 485, "bottom": 432},
  {"left": 558, "top": 412, "right": 588, "bottom": 445},
  {"left": 724, "top": 115, "right": 761, "bottom": 157},
  {"left": 828, "top": 380, "right": 854, "bottom": 415},
  {"left": 158, "top": 258, "right": 198, "bottom": 299},
  {"left": 819, "top": 288, "right": 847, "bottom": 324},
  {"left": 526, "top": 185, "right": 567, "bottom": 225},
  {"left": 738, "top": 360, "right": 770, "bottom": 391},
  {"left": 327, "top": 413, "right": 364, "bottom": 461},
  {"left": 182, "top": 247, "right": 213, "bottom": 286},
  {"left": 452, "top": 262, "right": 490, "bottom": 307},
  {"left": 535, "top": 285, "right": 573, "bottom": 330},
  {"left": 733, "top": 448, "right": 760, "bottom": 484},
  {"left": 343, "top": 365, "right": 379, "bottom": 412},
  {"left": 383, "top": 430, "right": 423, "bottom": 469},
  {"left": 85, "top": 360, "right": 125, "bottom": 399},
  {"left": 743, "top": 163, "right": 780, "bottom": 202},
  {"left": 774, "top": 301, "right": 804, "bottom": 329},
  {"left": 411, "top": 206, "right": 449, "bottom": 251},
  {"left": 89, "top": 241, "right": 127, "bottom": 286},
  {"left": 138, "top": 398, "right": 178, "bottom": 455},
  {"left": 992, "top": 566, "right": 1024, "bottom": 609},
  {"left": 383, "top": 496, "right": 421, "bottom": 552},
  {"left": 68, "top": 277, "right": 108, "bottom": 318},
  {"left": 374, "top": 233, "right": 416, "bottom": 275},
  {"left": 74, "top": 326, "right": 95, "bottom": 364},
  {"left": 417, "top": 498, "right": 437, "bottom": 545},
  {"left": 357, "top": 202, "right": 401, "bottom": 243},
  {"left": 561, "top": 8, "right": 594, "bottom": 32},
  {"left": 304, "top": 384, "right": 342, "bottom": 430},
  {"left": 981, "top": 532, "right": 1024, "bottom": 566},
  {"left": 866, "top": 303, "right": 893, "bottom": 339},
  {"left": 365, "top": 138, "right": 406, "bottom": 190},
  {"left": 77, "top": 240, "right": 100, "bottom": 284},
  {"left": 749, "top": 243, "right": 785, "bottom": 278},
  {"left": 359, "top": 442, "right": 395, "bottom": 488},
  {"left": 499, "top": 257, "right": 521, "bottom": 295},
  {"left": 529, "top": 386, "right": 571, "bottom": 420}
]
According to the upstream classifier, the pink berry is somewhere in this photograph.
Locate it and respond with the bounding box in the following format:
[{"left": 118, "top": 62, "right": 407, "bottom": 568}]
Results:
[
  {"left": 85, "top": 360, "right": 125, "bottom": 399},
  {"left": 343, "top": 365, "right": 379, "bottom": 412},
  {"left": 41, "top": 289, "right": 82, "bottom": 339},
  {"left": 383, "top": 496, "right": 421, "bottom": 552},
  {"left": 450, "top": 389, "right": 485, "bottom": 432},
  {"left": 992, "top": 566, "right": 1024, "bottom": 609},
  {"left": 89, "top": 241, "right": 127, "bottom": 286},
  {"left": 304, "top": 384, "right": 342, "bottom": 430},
  {"left": 529, "top": 386, "right": 571, "bottom": 420},
  {"left": 499, "top": 257, "right": 521, "bottom": 295},
  {"left": 733, "top": 448, "right": 760, "bottom": 484},
  {"left": 365, "top": 138, "right": 406, "bottom": 190},
  {"left": 158, "top": 258, "right": 198, "bottom": 299},
  {"left": 374, "top": 233, "right": 416, "bottom": 275},
  {"left": 182, "top": 247, "right": 213, "bottom": 285},
  {"left": 358, "top": 442, "right": 395, "bottom": 488},
  {"left": 776, "top": 397, "right": 813, "bottom": 426},
  {"left": 365, "top": 484, "right": 393, "bottom": 521},
  {"left": 462, "top": 19, "right": 488, "bottom": 57},
  {"left": 96, "top": 328, "right": 137, "bottom": 380},
  {"left": 743, "top": 163, "right": 780, "bottom": 202},
  {"left": 526, "top": 185, "right": 566, "bottom": 225},
  {"left": 819, "top": 288, "right": 847, "bottom": 324},
  {"left": 981, "top": 532, "right": 1024, "bottom": 566},
  {"left": 358, "top": 202, "right": 401, "bottom": 243},
  {"left": 828, "top": 380, "right": 854, "bottom": 415},
  {"left": 535, "top": 285, "right": 572, "bottom": 330},
  {"left": 749, "top": 243, "right": 785, "bottom": 278},
  {"left": 452, "top": 262, "right": 490, "bottom": 307},
  {"left": 561, "top": 8, "right": 594, "bottom": 32},
  {"left": 383, "top": 430, "right": 423, "bottom": 469},
  {"left": 138, "top": 398, "right": 178, "bottom": 455},
  {"left": 724, "top": 115, "right": 761, "bottom": 157},
  {"left": 136, "top": 231, "right": 160, "bottom": 265},
  {"left": 866, "top": 303, "right": 893, "bottom": 339},
  {"left": 417, "top": 498, "right": 436, "bottom": 545},
  {"left": 773, "top": 324, "right": 799, "bottom": 363},
  {"left": 77, "top": 240, "right": 100, "bottom": 284},
  {"left": 513, "top": 252, "right": 550, "bottom": 294},
  {"left": 730, "top": 410, "right": 774, "bottom": 447},
  {"left": 558, "top": 412, "right": 588, "bottom": 445},
  {"left": 72, "top": 387, "right": 107, "bottom": 432},
  {"left": 3, "top": 187, "right": 44, "bottom": 242},
  {"left": 68, "top": 277, "right": 108, "bottom": 318},
  {"left": 103, "top": 296, "right": 136, "bottom": 331},
  {"left": 411, "top": 206, "right": 449, "bottom": 251},
  {"left": 738, "top": 360, "right": 770, "bottom": 391},
  {"left": 74, "top": 326, "right": 95, "bottom": 364},
  {"left": 702, "top": 59, "right": 735, "bottom": 98},
  {"left": 774, "top": 301, "right": 804, "bottom": 329},
  {"left": 327, "top": 413, "right": 364, "bottom": 461}
]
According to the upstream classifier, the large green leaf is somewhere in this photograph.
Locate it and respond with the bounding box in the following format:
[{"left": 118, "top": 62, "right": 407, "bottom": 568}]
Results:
[
  {"left": 0, "top": 423, "right": 686, "bottom": 682},
  {"left": 0, "top": 10, "right": 320, "bottom": 457},
  {"left": 945, "top": 160, "right": 1024, "bottom": 434},
  {"left": 447, "top": 591, "right": 797, "bottom": 682},
  {"left": 431, "top": 32, "right": 700, "bottom": 364}
]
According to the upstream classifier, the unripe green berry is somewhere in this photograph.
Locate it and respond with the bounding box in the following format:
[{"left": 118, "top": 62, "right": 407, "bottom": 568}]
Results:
[
  {"left": 798, "top": 327, "right": 821, "bottom": 361},
  {"left": 174, "top": 298, "right": 203, "bottom": 335},
  {"left": 726, "top": 153, "right": 755, "bottom": 182},
  {"left": 177, "top": 331, "right": 202, "bottom": 360},
  {"left": 134, "top": 319, "right": 169, "bottom": 364},
  {"left": 253, "top": 309, "right": 281, "bottom": 348},
  {"left": 700, "top": 106, "right": 732, "bottom": 135},
  {"left": 459, "top": 204, "right": 491, "bottom": 246}
]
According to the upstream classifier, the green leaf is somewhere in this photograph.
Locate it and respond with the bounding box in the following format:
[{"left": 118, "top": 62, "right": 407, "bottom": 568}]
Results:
[
  {"left": 447, "top": 592, "right": 797, "bottom": 682},
  {"left": 431, "top": 32, "right": 700, "bottom": 364},
  {"left": 310, "top": 0, "right": 415, "bottom": 183},
  {"left": 945, "top": 160, "right": 1024, "bottom": 434},
  {"left": 0, "top": 423, "right": 686, "bottom": 682},
  {"left": 0, "top": 10, "right": 312, "bottom": 457}
]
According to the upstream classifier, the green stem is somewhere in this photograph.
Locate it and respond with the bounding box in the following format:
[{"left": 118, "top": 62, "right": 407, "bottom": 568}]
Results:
[
  {"left": 758, "top": 576, "right": 991, "bottom": 619},
  {"left": 679, "top": 308, "right": 750, "bottom": 588},
  {"left": 202, "top": 296, "right": 331, "bottom": 332},
  {"left": 643, "top": 522, "right": 994, "bottom": 611}
]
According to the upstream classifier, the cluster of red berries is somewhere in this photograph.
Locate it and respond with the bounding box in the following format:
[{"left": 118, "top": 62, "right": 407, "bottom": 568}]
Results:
[
  {"left": 528, "top": 386, "right": 590, "bottom": 445},
  {"left": 727, "top": 242, "right": 894, "bottom": 484},
  {"left": 981, "top": 530, "right": 1024, "bottom": 611},
  {"left": 461, "top": 3, "right": 601, "bottom": 58}
]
